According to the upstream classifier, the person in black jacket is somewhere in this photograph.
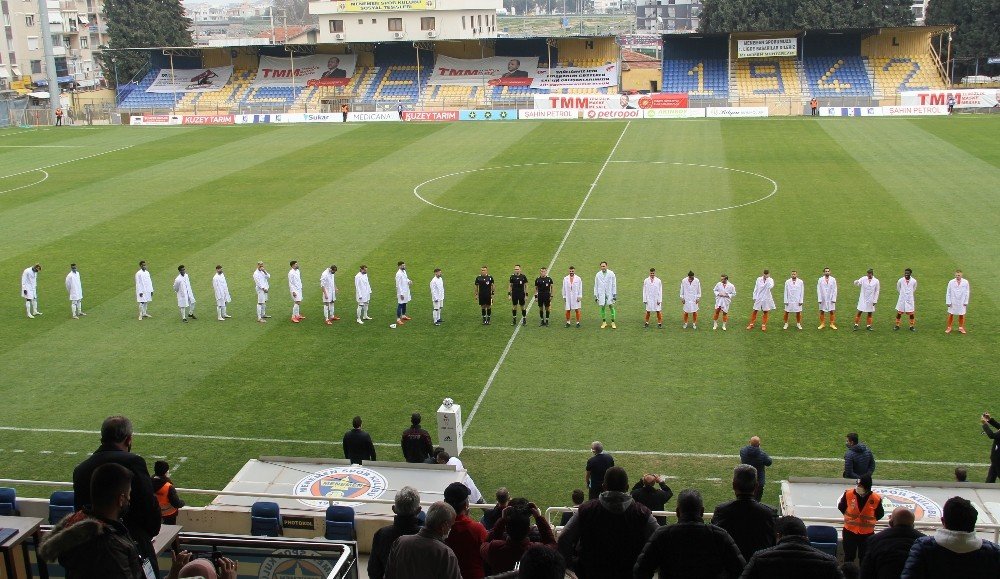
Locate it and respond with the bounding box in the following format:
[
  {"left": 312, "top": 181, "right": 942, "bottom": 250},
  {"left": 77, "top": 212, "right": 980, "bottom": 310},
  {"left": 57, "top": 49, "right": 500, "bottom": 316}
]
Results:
[
  {"left": 72, "top": 416, "right": 161, "bottom": 576},
  {"left": 980, "top": 412, "right": 1000, "bottom": 482},
  {"left": 400, "top": 413, "right": 433, "bottom": 463},
  {"left": 633, "top": 488, "right": 746, "bottom": 579},
  {"left": 860, "top": 507, "right": 925, "bottom": 579},
  {"left": 368, "top": 486, "right": 422, "bottom": 579},
  {"left": 844, "top": 432, "right": 876, "bottom": 479},
  {"left": 630, "top": 474, "right": 673, "bottom": 525},
  {"left": 739, "top": 436, "right": 772, "bottom": 502},
  {"left": 740, "top": 515, "right": 842, "bottom": 578},
  {"left": 343, "top": 416, "right": 376, "bottom": 465},
  {"left": 712, "top": 465, "right": 778, "bottom": 563},
  {"left": 480, "top": 487, "right": 510, "bottom": 531}
]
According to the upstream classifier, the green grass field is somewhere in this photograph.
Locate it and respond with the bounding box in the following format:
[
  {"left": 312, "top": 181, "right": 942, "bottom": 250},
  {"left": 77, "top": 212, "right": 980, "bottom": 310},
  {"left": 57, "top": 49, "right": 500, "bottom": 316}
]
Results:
[{"left": 0, "top": 117, "right": 997, "bottom": 514}]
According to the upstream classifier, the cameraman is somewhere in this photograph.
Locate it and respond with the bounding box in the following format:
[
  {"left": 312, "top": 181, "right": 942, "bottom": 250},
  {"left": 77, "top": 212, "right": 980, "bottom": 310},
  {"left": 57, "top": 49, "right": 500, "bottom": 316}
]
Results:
[
  {"left": 177, "top": 554, "right": 238, "bottom": 579},
  {"left": 981, "top": 412, "right": 1000, "bottom": 483}
]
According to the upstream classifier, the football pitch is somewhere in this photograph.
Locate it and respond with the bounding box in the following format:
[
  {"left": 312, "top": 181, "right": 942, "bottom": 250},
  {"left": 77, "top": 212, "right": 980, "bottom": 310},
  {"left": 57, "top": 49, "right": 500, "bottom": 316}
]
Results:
[{"left": 0, "top": 117, "right": 997, "bottom": 511}]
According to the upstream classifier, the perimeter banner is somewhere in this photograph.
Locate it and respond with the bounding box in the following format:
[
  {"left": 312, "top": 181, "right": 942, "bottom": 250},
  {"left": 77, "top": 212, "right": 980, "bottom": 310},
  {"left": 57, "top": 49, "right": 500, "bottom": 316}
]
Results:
[
  {"left": 737, "top": 38, "right": 797, "bottom": 58},
  {"left": 253, "top": 54, "right": 358, "bottom": 88},
  {"left": 534, "top": 93, "right": 687, "bottom": 110},
  {"left": 900, "top": 89, "right": 1000, "bottom": 108},
  {"left": 428, "top": 56, "right": 540, "bottom": 87},
  {"left": 147, "top": 66, "right": 233, "bottom": 93},
  {"left": 530, "top": 63, "right": 619, "bottom": 89}
]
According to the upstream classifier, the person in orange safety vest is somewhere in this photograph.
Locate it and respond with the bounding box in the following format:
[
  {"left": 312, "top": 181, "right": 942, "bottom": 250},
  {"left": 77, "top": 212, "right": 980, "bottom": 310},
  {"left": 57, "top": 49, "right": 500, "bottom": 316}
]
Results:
[{"left": 838, "top": 474, "right": 884, "bottom": 563}]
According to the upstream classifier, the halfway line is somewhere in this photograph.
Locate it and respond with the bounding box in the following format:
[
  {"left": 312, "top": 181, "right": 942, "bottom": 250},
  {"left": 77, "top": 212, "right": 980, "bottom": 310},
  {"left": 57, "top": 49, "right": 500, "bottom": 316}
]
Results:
[{"left": 462, "top": 121, "right": 632, "bottom": 434}]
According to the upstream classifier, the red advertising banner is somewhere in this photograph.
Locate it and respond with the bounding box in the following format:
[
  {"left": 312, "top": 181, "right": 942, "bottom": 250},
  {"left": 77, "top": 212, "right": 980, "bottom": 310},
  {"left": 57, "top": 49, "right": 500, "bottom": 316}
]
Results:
[
  {"left": 402, "top": 111, "right": 459, "bottom": 122},
  {"left": 181, "top": 115, "right": 235, "bottom": 125},
  {"left": 636, "top": 93, "right": 689, "bottom": 109}
]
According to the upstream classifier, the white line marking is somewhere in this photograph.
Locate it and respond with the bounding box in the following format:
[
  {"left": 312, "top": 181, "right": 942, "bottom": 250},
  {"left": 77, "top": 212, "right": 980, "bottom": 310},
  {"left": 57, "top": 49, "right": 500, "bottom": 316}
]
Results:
[
  {"left": 0, "top": 144, "right": 135, "bottom": 181},
  {"left": 0, "top": 145, "right": 86, "bottom": 148},
  {"left": 0, "top": 426, "right": 981, "bottom": 467},
  {"left": 0, "top": 170, "right": 48, "bottom": 195},
  {"left": 412, "top": 160, "right": 777, "bottom": 221},
  {"left": 462, "top": 121, "right": 632, "bottom": 434}
]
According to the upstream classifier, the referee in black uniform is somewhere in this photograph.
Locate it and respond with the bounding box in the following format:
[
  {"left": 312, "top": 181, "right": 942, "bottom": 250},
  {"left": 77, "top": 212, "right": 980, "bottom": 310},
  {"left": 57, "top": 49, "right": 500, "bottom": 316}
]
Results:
[
  {"left": 474, "top": 266, "right": 495, "bottom": 325},
  {"left": 534, "top": 267, "right": 554, "bottom": 326},
  {"left": 509, "top": 264, "right": 529, "bottom": 326}
]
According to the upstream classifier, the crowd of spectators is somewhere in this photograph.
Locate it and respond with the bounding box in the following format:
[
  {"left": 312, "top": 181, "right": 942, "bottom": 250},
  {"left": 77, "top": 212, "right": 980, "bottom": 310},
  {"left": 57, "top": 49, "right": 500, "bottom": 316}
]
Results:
[{"left": 28, "top": 415, "right": 1000, "bottom": 579}]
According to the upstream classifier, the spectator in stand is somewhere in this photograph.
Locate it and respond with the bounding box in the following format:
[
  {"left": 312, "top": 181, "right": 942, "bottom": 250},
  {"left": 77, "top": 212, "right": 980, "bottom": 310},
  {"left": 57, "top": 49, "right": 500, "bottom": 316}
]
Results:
[
  {"left": 152, "top": 460, "right": 185, "bottom": 525},
  {"left": 740, "top": 515, "right": 842, "bottom": 578},
  {"left": 902, "top": 496, "right": 1000, "bottom": 577},
  {"left": 955, "top": 467, "right": 968, "bottom": 482},
  {"left": 487, "top": 545, "right": 575, "bottom": 579},
  {"left": 481, "top": 487, "right": 511, "bottom": 531},
  {"left": 712, "top": 465, "right": 777, "bottom": 563},
  {"left": 72, "top": 415, "right": 162, "bottom": 576},
  {"left": 369, "top": 486, "right": 422, "bottom": 579},
  {"left": 401, "top": 412, "right": 433, "bottom": 463},
  {"left": 385, "top": 501, "right": 461, "bottom": 579},
  {"left": 860, "top": 506, "right": 925, "bottom": 579},
  {"left": 630, "top": 474, "right": 673, "bottom": 525},
  {"left": 838, "top": 474, "right": 884, "bottom": 563},
  {"left": 844, "top": 432, "right": 876, "bottom": 479},
  {"left": 585, "top": 441, "right": 614, "bottom": 500},
  {"left": 424, "top": 446, "right": 445, "bottom": 464},
  {"left": 343, "top": 415, "right": 376, "bottom": 465},
  {"left": 560, "top": 489, "right": 586, "bottom": 526},
  {"left": 739, "top": 436, "right": 773, "bottom": 502},
  {"left": 481, "top": 500, "right": 557, "bottom": 574},
  {"left": 178, "top": 556, "right": 238, "bottom": 579},
  {"left": 558, "top": 466, "right": 658, "bottom": 578},
  {"left": 443, "top": 481, "right": 488, "bottom": 579},
  {"left": 633, "top": 488, "right": 746, "bottom": 578}
]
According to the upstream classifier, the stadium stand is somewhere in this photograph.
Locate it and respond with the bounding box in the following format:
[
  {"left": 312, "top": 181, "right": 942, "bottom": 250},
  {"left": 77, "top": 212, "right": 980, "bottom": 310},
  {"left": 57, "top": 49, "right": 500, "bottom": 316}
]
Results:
[
  {"left": 804, "top": 57, "right": 873, "bottom": 97},
  {"left": 116, "top": 70, "right": 183, "bottom": 110},
  {"left": 867, "top": 55, "right": 944, "bottom": 94},
  {"left": 662, "top": 35, "right": 730, "bottom": 98},
  {"left": 733, "top": 57, "right": 804, "bottom": 98}
]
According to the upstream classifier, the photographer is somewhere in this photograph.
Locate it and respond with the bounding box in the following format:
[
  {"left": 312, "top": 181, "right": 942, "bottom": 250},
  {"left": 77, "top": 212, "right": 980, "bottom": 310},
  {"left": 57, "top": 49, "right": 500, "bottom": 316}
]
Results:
[
  {"left": 480, "top": 500, "right": 556, "bottom": 574},
  {"left": 177, "top": 553, "right": 238, "bottom": 579},
  {"left": 981, "top": 412, "right": 1000, "bottom": 483}
]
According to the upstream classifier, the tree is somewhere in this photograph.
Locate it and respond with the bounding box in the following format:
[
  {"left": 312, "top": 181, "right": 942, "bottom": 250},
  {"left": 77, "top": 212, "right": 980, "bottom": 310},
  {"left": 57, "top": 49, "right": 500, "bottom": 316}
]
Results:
[
  {"left": 99, "top": 0, "right": 192, "bottom": 85},
  {"left": 271, "top": 0, "right": 317, "bottom": 26},
  {"left": 699, "top": 0, "right": 915, "bottom": 32},
  {"left": 927, "top": 0, "right": 1000, "bottom": 79}
]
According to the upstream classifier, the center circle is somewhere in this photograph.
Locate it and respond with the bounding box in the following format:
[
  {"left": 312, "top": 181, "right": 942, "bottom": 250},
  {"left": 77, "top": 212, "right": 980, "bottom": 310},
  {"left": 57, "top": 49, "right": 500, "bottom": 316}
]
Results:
[{"left": 412, "top": 161, "right": 778, "bottom": 222}]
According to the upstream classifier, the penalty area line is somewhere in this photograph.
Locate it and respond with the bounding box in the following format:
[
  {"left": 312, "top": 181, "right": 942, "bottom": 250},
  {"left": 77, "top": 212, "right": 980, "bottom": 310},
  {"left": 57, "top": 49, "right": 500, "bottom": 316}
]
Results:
[
  {"left": 0, "top": 426, "right": 981, "bottom": 467},
  {"left": 460, "top": 120, "right": 633, "bottom": 435}
]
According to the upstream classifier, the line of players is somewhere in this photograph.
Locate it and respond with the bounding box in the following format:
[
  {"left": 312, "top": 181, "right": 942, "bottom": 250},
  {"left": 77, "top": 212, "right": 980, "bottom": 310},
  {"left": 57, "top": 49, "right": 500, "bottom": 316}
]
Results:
[{"left": 20, "top": 260, "right": 972, "bottom": 334}]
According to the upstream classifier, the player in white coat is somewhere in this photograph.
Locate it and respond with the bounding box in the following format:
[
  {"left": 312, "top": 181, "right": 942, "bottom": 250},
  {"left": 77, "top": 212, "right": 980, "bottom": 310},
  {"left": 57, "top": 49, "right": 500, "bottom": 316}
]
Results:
[
  {"left": 65, "top": 263, "right": 85, "bottom": 319},
  {"left": 212, "top": 265, "right": 232, "bottom": 321},
  {"left": 817, "top": 267, "right": 838, "bottom": 330},
  {"left": 642, "top": 268, "right": 663, "bottom": 329},
  {"left": 172, "top": 265, "right": 196, "bottom": 322},
  {"left": 853, "top": 268, "right": 880, "bottom": 331},
  {"left": 746, "top": 269, "right": 775, "bottom": 331},
  {"left": 320, "top": 265, "right": 339, "bottom": 324},
  {"left": 712, "top": 274, "right": 736, "bottom": 330},
  {"left": 288, "top": 261, "right": 305, "bottom": 323},
  {"left": 563, "top": 266, "right": 583, "bottom": 328},
  {"left": 253, "top": 261, "right": 271, "bottom": 323},
  {"left": 783, "top": 270, "right": 805, "bottom": 330},
  {"left": 680, "top": 271, "right": 702, "bottom": 329},
  {"left": 21, "top": 263, "right": 42, "bottom": 318},
  {"left": 594, "top": 261, "right": 617, "bottom": 329},
  {"left": 355, "top": 265, "right": 372, "bottom": 324},
  {"left": 430, "top": 268, "right": 445, "bottom": 325},
  {"left": 945, "top": 269, "right": 970, "bottom": 334},
  {"left": 395, "top": 261, "right": 412, "bottom": 325},
  {"left": 135, "top": 261, "right": 154, "bottom": 320},
  {"left": 894, "top": 268, "right": 917, "bottom": 332}
]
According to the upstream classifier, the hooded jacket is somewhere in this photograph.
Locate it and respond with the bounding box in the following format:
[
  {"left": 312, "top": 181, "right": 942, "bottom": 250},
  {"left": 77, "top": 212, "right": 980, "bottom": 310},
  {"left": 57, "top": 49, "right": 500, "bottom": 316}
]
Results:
[
  {"left": 739, "top": 445, "right": 773, "bottom": 484},
  {"left": 38, "top": 510, "right": 144, "bottom": 579},
  {"left": 901, "top": 529, "right": 1000, "bottom": 578},
  {"left": 843, "top": 443, "right": 875, "bottom": 478},
  {"left": 557, "top": 491, "right": 657, "bottom": 578}
]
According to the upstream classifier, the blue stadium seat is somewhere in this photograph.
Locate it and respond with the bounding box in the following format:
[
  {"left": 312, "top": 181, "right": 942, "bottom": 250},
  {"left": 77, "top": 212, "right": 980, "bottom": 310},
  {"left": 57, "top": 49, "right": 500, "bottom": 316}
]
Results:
[
  {"left": 807, "top": 525, "right": 839, "bottom": 557},
  {"left": 804, "top": 57, "right": 873, "bottom": 97},
  {"left": 250, "top": 501, "right": 282, "bottom": 537},
  {"left": 48, "top": 491, "right": 75, "bottom": 524},
  {"left": 324, "top": 505, "right": 355, "bottom": 541},
  {"left": 0, "top": 488, "right": 17, "bottom": 516},
  {"left": 662, "top": 59, "right": 729, "bottom": 96}
]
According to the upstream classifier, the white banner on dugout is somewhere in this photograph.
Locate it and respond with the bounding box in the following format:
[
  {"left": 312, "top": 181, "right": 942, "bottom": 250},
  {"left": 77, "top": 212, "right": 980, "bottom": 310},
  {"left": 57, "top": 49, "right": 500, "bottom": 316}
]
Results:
[
  {"left": 147, "top": 66, "right": 233, "bottom": 93},
  {"left": 530, "top": 63, "right": 619, "bottom": 89},
  {"left": 428, "top": 55, "right": 540, "bottom": 87},
  {"left": 900, "top": 89, "right": 1000, "bottom": 109},
  {"left": 737, "top": 38, "right": 797, "bottom": 59},
  {"left": 253, "top": 54, "right": 358, "bottom": 87}
]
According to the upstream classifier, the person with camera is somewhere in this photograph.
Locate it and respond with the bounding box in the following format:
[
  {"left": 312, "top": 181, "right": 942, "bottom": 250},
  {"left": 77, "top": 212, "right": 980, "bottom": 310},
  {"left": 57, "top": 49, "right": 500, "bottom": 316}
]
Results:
[
  {"left": 177, "top": 553, "right": 238, "bottom": 579},
  {"left": 481, "top": 499, "right": 557, "bottom": 574},
  {"left": 981, "top": 412, "right": 1000, "bottom": 483}
]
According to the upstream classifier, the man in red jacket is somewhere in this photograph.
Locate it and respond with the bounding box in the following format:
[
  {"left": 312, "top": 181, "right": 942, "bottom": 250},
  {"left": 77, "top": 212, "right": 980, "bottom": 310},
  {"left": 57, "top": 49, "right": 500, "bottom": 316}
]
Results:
[
  {"left": 443, "top": 482, "right": 488, "bottom": 578},
  {"left": 481, "top": 500, "right": 557, "bottom": 574}
]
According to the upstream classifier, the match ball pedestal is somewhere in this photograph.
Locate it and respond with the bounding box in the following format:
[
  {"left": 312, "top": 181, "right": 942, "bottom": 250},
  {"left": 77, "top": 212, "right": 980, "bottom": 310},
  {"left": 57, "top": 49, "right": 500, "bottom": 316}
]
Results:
[{"left": 437, "top": 398, "right": 464, "bottom": 457}]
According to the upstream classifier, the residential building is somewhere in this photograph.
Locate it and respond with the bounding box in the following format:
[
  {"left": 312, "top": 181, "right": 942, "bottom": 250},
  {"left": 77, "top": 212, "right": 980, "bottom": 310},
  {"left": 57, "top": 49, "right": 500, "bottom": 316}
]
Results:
[{"left": 310, "top": 0, "right": 501, "bottom": 44}]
